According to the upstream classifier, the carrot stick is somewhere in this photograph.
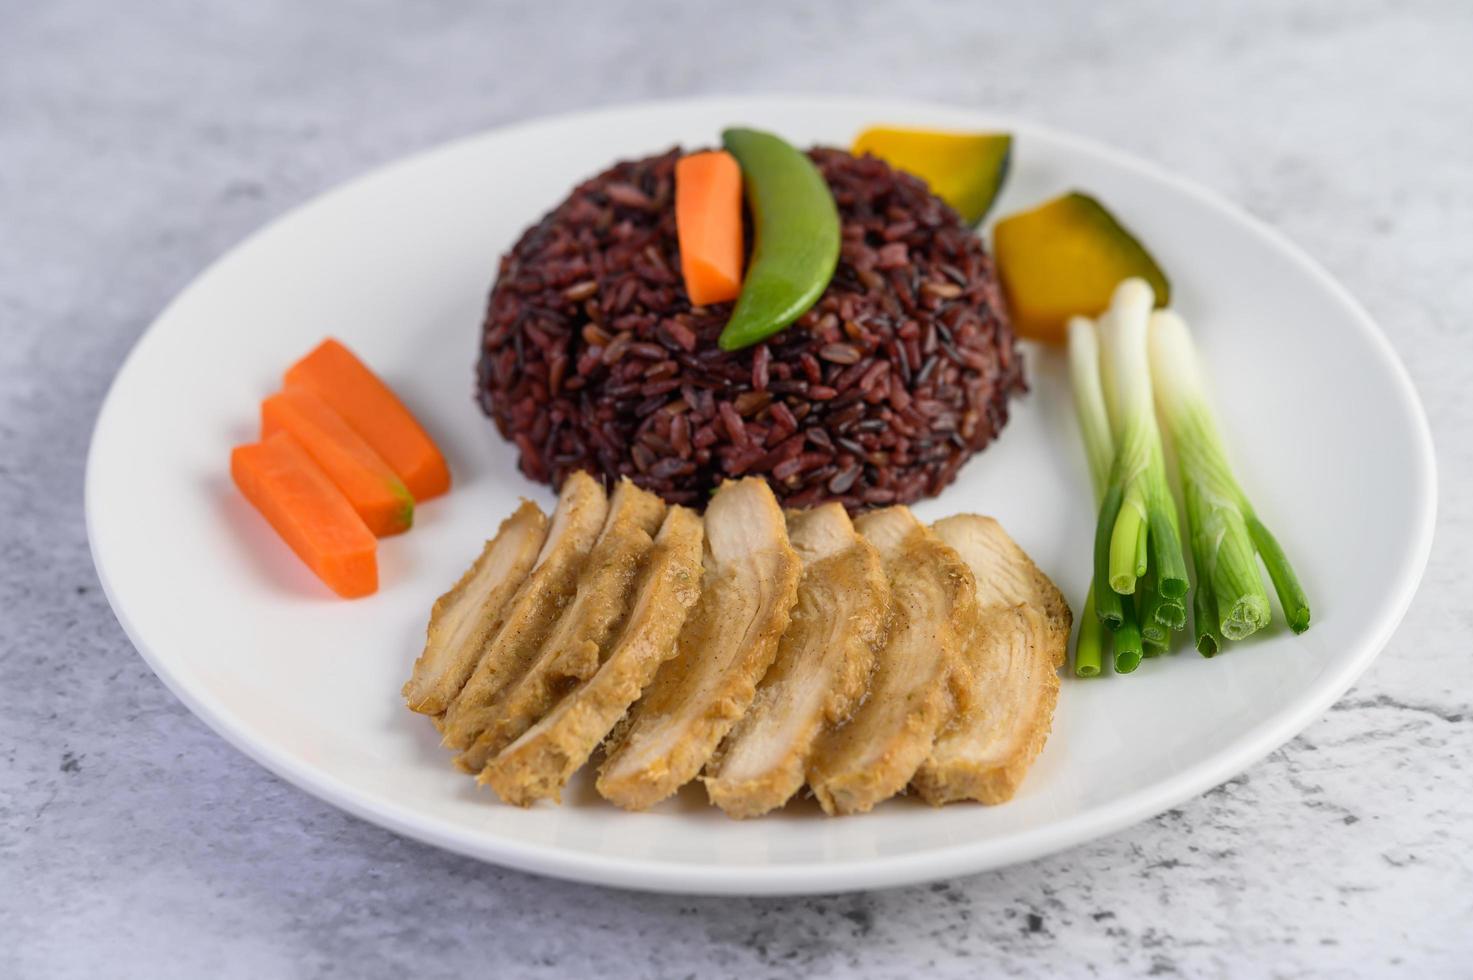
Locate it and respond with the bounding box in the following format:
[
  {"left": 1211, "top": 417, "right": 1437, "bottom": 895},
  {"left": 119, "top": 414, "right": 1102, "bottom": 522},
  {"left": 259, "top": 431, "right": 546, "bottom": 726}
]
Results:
[
  {"left": 231, "top": 432, "right": 378, "bottom": 598},
  {"left": 261, "top": 388, "right": 414, "bottom": 537},
  {"left": 284, "top": 339, "right": 450, "bottom": 501},
  {"left": 675, "top": 150, "right": 744, "bottom": 306}
]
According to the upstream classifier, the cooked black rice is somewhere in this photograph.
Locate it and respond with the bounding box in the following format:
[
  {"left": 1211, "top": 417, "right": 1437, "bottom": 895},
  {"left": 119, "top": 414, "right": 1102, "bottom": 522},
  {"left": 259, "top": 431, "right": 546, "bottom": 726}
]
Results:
[{"left": 476, "top": 146, "right": 1024, "bottom": 510}]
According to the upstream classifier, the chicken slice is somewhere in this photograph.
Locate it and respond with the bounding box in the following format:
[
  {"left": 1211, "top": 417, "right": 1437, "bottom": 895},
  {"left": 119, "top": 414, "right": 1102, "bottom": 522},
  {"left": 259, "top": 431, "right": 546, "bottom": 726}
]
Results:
[
  {"left": 702, "top": 504, "right": 888, "bottom": 818},
  {"left": 807, "top": 506, "right": 977, "bottom": 816},
  {"left": 479, "top": 506, "right": 705, "bottom": 806},
  {"left": 440, "top": 471, "right": 608, "bottom": 756},
  {"left": 401, "top": 501, "right": 548, "bottom": 716},
  {"left": 454, "top": 479, "right": 666, "bottom": 773},
  {"left": 911, "top": 515, "right": 1071, "bottom": 805},
  {"left": 596, "top": 477, "right": 801, "bottom": 811}
]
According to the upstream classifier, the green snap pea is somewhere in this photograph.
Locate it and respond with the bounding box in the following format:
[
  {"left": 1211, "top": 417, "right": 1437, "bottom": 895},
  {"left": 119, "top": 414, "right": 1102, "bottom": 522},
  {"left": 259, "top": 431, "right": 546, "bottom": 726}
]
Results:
[{"left": 717, "top": 128, "right": 840, "bottom": 351}]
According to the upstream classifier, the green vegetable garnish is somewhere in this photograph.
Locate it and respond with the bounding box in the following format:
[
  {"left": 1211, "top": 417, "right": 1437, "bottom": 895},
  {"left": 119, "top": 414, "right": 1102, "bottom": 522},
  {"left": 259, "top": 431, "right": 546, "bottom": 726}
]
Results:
[
  {"left": 1113, "top": 588, "right": 1146, "bottom": 674},
  {"left": 1066, "top": 313, "right": 1114, "bottom": 676},
  {"left": 1137, "top": 566, "right": 1171, "bottom": 646},
  {"left": 1141, "top": 634, "right": 1171, "bottom": 659},
  {"left": 1148, "top": 310, "right": 1311, "bottom": 644},
  {"left": 1074, "top": 582, "right": 1108, "bottom": 678},
  {"left": 717, "top": 127, "right": 840, "bottom": 351},
  {"left": 1191, "top": 524, "right": 1223, "bottom": 657},
  {"left": 1070, "top": 281, "right": 1192, "bottom": 674},
  {"left": 1096, "top": 280, "right": 1189, "bottom": 605}
]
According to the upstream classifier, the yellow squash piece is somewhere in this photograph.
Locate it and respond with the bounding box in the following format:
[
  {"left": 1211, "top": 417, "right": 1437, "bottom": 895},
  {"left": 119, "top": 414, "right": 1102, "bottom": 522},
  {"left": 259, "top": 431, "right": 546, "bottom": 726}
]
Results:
[
  {"left": 992, "top": 191, "right": 1170, "bottom": 346},
  {"left": 852, "top": 127, "right": 1012, "bottom": 224}
]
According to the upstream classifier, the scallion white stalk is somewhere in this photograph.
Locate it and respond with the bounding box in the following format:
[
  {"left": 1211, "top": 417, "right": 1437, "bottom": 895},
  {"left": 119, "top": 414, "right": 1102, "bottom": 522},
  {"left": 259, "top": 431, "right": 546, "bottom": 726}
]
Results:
[
  {"left": 1069, "top": 316, "right": 1114, "bottom": 499},
  {"left": 1149, "top": 310, "right": 1311, "bottom": 642},
  {"left": 1095, "top": 280, "right": 1189, "bottom": 601},
  {"left": 1067, "top": 316, "right": 1114, "bottom": 676}
]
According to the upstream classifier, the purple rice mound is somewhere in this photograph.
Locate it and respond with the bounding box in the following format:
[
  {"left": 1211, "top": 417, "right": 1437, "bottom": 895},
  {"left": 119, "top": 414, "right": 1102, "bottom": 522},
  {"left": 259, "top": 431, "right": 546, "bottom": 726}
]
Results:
[{"left": 477, "top": 146, "right": 1025, "bottom": 511}]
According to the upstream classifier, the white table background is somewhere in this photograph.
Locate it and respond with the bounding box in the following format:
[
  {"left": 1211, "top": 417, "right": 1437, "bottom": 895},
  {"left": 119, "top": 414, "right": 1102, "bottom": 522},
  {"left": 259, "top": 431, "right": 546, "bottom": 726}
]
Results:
[{"left": 2, "top": 2, "right": 1469, "bottom": 976}]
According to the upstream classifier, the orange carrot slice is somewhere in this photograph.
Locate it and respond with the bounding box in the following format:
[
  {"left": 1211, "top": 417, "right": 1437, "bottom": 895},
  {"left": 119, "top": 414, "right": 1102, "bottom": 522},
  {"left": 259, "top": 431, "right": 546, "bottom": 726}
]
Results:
[
  {"left": 261, "top": 388, "right": 414, "bottom": 537},
  {"left": 675, "top": 150, "right": 744, "bottom": 306},
  {"left": 231, "top": 432, "right": 378, "bottom": 598},
  {"left": 284, "top": 339, "right": 450, "bottom": 501}
]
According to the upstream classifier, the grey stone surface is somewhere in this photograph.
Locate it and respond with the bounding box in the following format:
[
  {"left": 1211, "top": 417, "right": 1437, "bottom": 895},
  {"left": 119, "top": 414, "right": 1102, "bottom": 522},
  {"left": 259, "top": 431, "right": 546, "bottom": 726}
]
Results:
[{"left": 2, "top": 1, "right": 1470, "bottom": 977}]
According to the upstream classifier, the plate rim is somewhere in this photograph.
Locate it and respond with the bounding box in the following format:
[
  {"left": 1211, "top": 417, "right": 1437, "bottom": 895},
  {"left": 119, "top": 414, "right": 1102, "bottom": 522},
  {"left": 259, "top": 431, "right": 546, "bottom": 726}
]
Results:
[{"left": 85, "top": 94, "right": 1438, "bottom": 896}]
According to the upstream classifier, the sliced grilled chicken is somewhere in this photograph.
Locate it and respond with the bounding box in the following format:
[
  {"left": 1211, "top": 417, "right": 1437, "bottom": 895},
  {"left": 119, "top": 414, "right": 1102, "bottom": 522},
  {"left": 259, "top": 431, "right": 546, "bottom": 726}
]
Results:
[
  {"left": 440, "top": 471, "right": 608, "bottom": 757},
  {"left": 597, "top": 477, "right": 801, "bottom": 810},
  {"left": 808, "top": 506, "right": 977, "bottom": 816},
  {"left": 402, "top": 501, "right": 548, "bottom": 715},
  {"left": 703, "top": 504, "right": 888, "bottom": 818},
  {"left": 454, "top": 480, "right": 666, "bottom": 773},
  {"left": 479, "top": 506, "right": 705, "bottom": 806},
  {"left": 912, "top": 515, "right": 1071, "bottom": 805}
]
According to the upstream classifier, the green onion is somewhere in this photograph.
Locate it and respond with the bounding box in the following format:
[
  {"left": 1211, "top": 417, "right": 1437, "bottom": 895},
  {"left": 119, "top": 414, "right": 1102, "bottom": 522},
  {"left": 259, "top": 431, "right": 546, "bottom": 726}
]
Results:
[
  {"left": 1068, "top": 317, "right": 1115, "bottom": 675},
  {"left": 1091, "top": 484, "right": 1125, "bottom": 631},
  {"left": 1069, "top": 316, "right": 1115, "bottom": 500},
  {"left": 1074, "top": 582, "right": 1107, "bottom": 678},
  {"left": 1096, "top": 280, "right": 1189, "bottom": 601},
  {"left": 1114, "top": 594, "right": 1145, "bottom": 674},
  {"left": 1149, "top": 310, "right": 1311, "bottom": 642},
  {"left": 1248, "top": 516, "right": 1311, "bottom": 634},
  {"left": 1142, "top": 633, "right": 1171, "bottom": 658},
  {"left": 1158, "top": 597, "right": 1188, "bottom": 631},
  {"left": 1072, "top": 283, "right": 1198, "bottom": 675},
  {"left": 1131, "top": 565, "right": 1178, "bottom": 648},
  {"left": 1192, "top": 542, "right": 1222, "bottom": 657}
]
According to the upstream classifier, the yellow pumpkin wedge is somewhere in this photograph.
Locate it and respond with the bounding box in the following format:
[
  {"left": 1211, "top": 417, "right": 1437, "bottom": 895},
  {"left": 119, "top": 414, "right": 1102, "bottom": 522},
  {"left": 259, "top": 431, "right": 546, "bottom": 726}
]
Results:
[
  {"left": 853, "top": 127, "right": 1012, "bottom": 223},
  {"left": 993, "top": 192, "right": 1170, "bottom": 346}
]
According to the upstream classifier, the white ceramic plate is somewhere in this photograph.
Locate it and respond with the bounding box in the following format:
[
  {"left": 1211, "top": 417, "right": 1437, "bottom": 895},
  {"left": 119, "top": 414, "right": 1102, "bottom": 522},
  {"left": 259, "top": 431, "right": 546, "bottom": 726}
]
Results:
[{"left": 87, "top": 97, "right": 1435, "bottom": 895}]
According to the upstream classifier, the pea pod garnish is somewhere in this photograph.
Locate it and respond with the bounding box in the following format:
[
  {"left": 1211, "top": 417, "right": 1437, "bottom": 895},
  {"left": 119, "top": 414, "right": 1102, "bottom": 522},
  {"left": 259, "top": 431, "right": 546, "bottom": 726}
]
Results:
[{"left": 717, "top": 128, "right": 840, "bottom": 351}]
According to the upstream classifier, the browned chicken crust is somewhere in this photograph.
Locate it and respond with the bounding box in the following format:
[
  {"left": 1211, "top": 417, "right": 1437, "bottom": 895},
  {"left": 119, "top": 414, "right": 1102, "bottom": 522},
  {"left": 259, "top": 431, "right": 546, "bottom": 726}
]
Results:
[
  {"left": 455, "top": 480, "right": 666, "bottom": 773},
  {"left": 407, "top": 484, "right": 1070, "bottom": 817},
  {"left": 479, "top": 506, "right": 705, "bottom": 806},
  {"left": 440, "top": 472, "right": 608, "bottom": 757},
  {"left": 911, "top": 515, "right": 1071, "bottom": 805},
  {"left": 597, "top": 478, "right": 801, "bottom": 811},
  {"left": 402, "top": 501, "right": 547, "bottom": 715},
  {"left": 703, "top": 504, "right": 888, "bottom": 818},
  {"left": 807, "top": 506, "right": 978, "bottom": 816}
]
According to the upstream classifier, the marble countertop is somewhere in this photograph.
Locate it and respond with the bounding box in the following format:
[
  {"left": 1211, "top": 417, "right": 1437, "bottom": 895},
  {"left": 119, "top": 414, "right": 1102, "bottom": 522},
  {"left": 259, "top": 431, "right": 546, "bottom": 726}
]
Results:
[{"left": 3, "top": 1, "right": 1469, "bottom": 976}]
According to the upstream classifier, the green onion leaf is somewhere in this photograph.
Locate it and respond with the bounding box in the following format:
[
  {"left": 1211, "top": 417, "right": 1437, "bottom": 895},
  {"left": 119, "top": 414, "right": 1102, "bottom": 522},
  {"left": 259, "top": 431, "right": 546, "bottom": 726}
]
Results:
[
  {"left": 1093, "top": 484, "right": 1125, "bottom": 630},
  {"left": 1114, "top": 594, "right": 1145, "bottom": 674},
  {"left": 1142, "top": 634, "right": 1171, "bottom": 658},
  {"left": 1248, "top": 516, "right": 1311, "bottom": 633},
  {"left": 1074, "top": 580, "right": 1109, "bottom": 678},
  {"left": 1096, "top": 280, "right": 1189, "bottom": 602},
  {"left": 1071, "top": 316, "right": 1128, "bottom": 632},
  {"left": 1139, "top": 566, "right": 1186, "bottom": 641},
  {"left": 1150, "top": 310, "right": 1309, "bottom": 646}
]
